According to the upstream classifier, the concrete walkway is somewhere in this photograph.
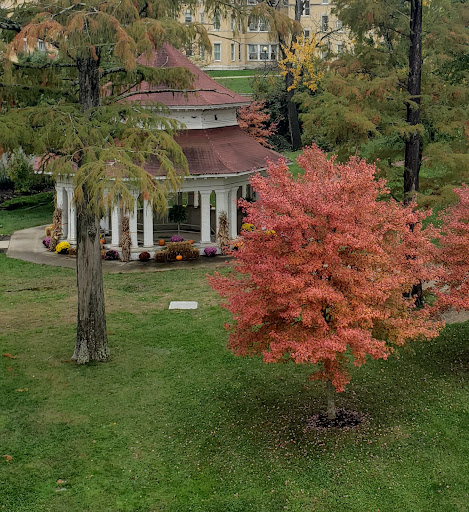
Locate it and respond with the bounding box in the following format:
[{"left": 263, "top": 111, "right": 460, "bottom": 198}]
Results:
[
  {"left": 6, "top": 225, "right": 231, "bottom": 273},
  {"left": 6, "top": 225, "right": 469, "bottom": 324}
]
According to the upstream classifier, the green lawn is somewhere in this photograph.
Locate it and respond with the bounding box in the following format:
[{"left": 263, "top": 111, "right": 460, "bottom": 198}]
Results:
[
  {"left": 0, "top": 193, "right": 54, "bottom": 235},
  {"left": 1, "top": 249, "right": 468, "bottom": 511},
  {"left": 205, "top": 70, "right": 266, "bottom": 78},
  {"left": 215, "top": 77, "right": 254, "bottom": 95}
]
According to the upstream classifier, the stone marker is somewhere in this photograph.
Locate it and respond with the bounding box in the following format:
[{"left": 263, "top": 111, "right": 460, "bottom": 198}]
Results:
[{"left": 169, "top": 301, "right": 198, "bottom": 310}]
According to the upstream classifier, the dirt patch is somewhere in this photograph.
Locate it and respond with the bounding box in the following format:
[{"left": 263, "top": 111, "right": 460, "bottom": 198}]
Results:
[
  {"left": 306, "top": 408, "right": 366, "bottom": 430},
  {"left": 0, "top": 235, "right": 11, "bottom": 241}
]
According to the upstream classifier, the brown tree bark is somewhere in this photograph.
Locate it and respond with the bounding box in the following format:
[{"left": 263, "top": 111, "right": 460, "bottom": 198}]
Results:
[
  {"left": 72, "top": 54, "right": 109, "bottom": 364},
  {"left": 326, "top": 380, "right": 337, "bottom": 420},
  {"left": 282, "top": 0, "right": 303, "bottom": 151},
  {"left": 403, "top": 0, "right": 422, "bottom": 202}
]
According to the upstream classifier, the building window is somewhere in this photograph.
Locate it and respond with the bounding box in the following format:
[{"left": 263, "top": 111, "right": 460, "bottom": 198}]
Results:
[
  {"left": 37, "top": 39, "right": 46, "bottom": 52},
  {"left": 303, "top": 1, "right": 310, "bottom": 15},
  {"left": 231, "top": 14, "right": 236, "bottom": 30},
  {"left": 199, "top": 12, "right": 205, "bottom": 24},
  {"left": 248, "top": 16, "right": 269, "bottom": 32},
  {"left": 184, "top": 9, "right": 192, "bottom": 23},
  {"left": 238, "top": 43, "right": 242, "bottom": 60},
  {"left": 321, "top": 0, "right": 329, "bottom": 4},
  {"left": 321, "top": 14, "right": 329, "bottom": 32},
  {"left": 231, "top": 43, "right": 235, "bottom": 61},
  {"left": 247, "top": 44, "right": 277, "bottom": 61},
  {"left": 304, "top": 29, "right": 311, "bottom": 39},
  {"left": 185, "top": 44, "right": 193, "bottom": 57},
  {"left": 200, "top": 45, "right": 205, "bottom": 60},
  {"left": 337, "top": 43, "right": 344, "bottom": 54},
  {"left": 336, "top": 19, "right": 343, "bottom": 32},
  {"left": 247, "top": 0, "right": 257, "bottom": 5},
  {"left": 283, "top": 0, "right": 289, "bottom": 6},
  {"left": 213, "top": 12, "right": 221, "bottom": 30},
  {"left": 213, "top": 43, "right": 221, "bottom": 61}
]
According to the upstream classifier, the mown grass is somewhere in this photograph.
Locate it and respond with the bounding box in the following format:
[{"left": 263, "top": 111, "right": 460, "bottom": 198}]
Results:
[
  {"left": 1, "top": 252, "right": 468, "bottom": 512},
  {"left": 0, "top": 193, "right": 54, "bottom": 235},
  {"left": 215, "top": 77, "right": 253, "bottom": 95},
  {"left": 205, "top": 70, "right": 266, "bottom": 78}
]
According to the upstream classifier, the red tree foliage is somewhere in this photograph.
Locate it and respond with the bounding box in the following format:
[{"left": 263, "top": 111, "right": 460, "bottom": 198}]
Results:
[
  {"left": 237, "top": 101, "right": 278, "bottom": 149},
  {"left": 209, "top": 146, "right": 442, "bottom": 392},
  {"left": 435, "top": 185, "right": 469, "bottom": 312}
]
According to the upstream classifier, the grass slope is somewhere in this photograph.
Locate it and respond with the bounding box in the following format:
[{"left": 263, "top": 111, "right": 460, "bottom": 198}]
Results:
[
  {"left": 0, "top": 193, "right": 54, "bottom": 235},
  {"left": 1, "top": 254, "right": 468, "bottom": 512}
]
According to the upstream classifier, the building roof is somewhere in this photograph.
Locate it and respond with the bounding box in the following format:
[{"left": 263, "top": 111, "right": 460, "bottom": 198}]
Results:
[
  {"left": 145, "top": 125, "right": 284, "bottom": 177},
  {"left": 131, "top": 43, "right": 250, "bottom": 107}
]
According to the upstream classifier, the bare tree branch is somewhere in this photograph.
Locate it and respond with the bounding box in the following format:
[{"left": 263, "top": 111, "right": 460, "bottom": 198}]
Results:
[
  {"left": 0, "top": 17, "right": 22, "bottom": 32},
  {"left": 113, "top": 88, "right": 241, "bottom": 101}
]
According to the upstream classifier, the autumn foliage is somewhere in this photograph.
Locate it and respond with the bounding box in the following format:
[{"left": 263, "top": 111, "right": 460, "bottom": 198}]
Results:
[
  {"left": 209, "top": 146, "right": 442, "bottom": 392},
  {"left": 435, "top": 185, "right": 469, "bottom": 313},
  {"left": 237, "top": 101, "right": 277, "bottom": 149}
]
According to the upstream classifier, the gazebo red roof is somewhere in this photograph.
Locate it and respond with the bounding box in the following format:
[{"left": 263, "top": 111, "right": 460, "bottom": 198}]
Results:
[
  {"left": 131, "top": 43, "right": 249, "bottom": 107},
  {"left": 145, "top": 126, "right": 284, "bottom": 177}
]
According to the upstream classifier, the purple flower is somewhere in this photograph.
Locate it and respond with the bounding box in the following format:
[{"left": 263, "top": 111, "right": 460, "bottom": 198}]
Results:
[
  {"left": 204, "top": 247, "right": 218, "bottom": 257},
  {"left": 104, "top": 249, "right": 120, "bottom": 261},
  {"left": 171, "top": 235, "right": 184, "bottom": 242},
  {"left": 43, "top": 237, "right": 51, "bottom": 248}
]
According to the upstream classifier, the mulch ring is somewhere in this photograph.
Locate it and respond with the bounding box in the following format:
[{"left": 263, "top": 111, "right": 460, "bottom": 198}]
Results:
[
  {"left": 306, "top": 408, "right": 367, "bottom": 430},
  {"left": 0, "top": 235, "right": 11, "bottom": 241}
]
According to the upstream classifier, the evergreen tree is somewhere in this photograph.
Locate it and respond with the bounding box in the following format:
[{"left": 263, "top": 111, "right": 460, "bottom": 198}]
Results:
[
  {"left": 299, "top": 0, "right": 469, "bottom": 202},
  {"left": 0, "top": 0, "right": 227, "bottom": 363}
]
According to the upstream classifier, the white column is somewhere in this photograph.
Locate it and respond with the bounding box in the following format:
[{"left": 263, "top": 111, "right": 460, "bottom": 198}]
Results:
[
  {"left": 199, "top": 191, "right": 212, "bottom": 243},
  {"left": 229, "top": 186, "right": 239, "bottom": 239},
  {"left": 56, "top": 185, "right": 68, "bottom": 239},
  {"left": 215, "top": 189, "right": 229, "bottom": 235},
  {"left": 193, "top": 191, "right": 199, "bottom": 208},
  {"left": 143, "top": 199, "right": 154, "bottom": 248},
  {"left": 111, "top": 203, "right": 121, "bottom": 246},
  {"left": 100, "top": 209, "right": 110, "bottom": 233},
  {"left": 129, "top": 196, "right": 138, "bottom": 248},
  {"left": 66, "top": 188, "right": 76, "bottom": 245},
  {"left": 241, "top": 184, "right": 247, "bottom": 198}
]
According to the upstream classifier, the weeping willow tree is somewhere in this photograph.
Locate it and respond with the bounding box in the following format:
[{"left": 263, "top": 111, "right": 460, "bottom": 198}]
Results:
[{"left": 0, "top": 0, "right": 238, "bottom": 364}]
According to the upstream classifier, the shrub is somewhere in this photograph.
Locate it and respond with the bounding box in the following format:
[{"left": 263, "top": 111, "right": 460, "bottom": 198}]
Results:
[
  {"left": 55, "top": 241, "right": 70, "bottom": 254},
  {"left": 42, "top": 237, "right": 51, "bottom": 248},
  {"left": 155, "top": 242, "right": 199, "bottom": 262},
  {"left": 104, "top": 249, "right": 119, "bottom": 260},
  {"left": 139, "top": 251, "right": 151, "bottom": 261},
  {"left": 170, "top": 235, "right": 184, "bottom": 242},
  {"left": 204, "top": 247, "right": 218, "bottom": 257}
]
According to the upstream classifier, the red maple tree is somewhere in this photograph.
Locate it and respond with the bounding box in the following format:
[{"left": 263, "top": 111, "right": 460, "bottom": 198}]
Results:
[
  {"left": 209, "top": 146, "right": 443, "bottom": 419},
  {"left": 237, "top": 101, "right": 277, "bottom": 149},
  {"left": 435, "top": 185, "right": 469, "bottom": 313}
]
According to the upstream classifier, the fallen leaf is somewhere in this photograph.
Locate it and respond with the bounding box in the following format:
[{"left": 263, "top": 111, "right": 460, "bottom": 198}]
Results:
[
  {"left": 2, "top": 353, "right": 16, "bottom": 359},
  {"left": 57, "top": 479, "right": 66, "bottom": 485},
  {"left": 3, "top": 455, "right": 13, "bottom": 462}
]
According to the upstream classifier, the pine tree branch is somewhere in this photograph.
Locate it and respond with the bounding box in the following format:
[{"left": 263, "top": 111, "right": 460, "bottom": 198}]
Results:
[
  {"left": 12, "top": 61, "right": 77, "bottom": 69},
  {"left": 114, "top": 88, "right": 241, "bottom": 101},
  {"left": 0, "top": 17, "right": 22, "bottom": 32},
  {"left": 99, "top": 67, "right": 127, "bottom": 78}
]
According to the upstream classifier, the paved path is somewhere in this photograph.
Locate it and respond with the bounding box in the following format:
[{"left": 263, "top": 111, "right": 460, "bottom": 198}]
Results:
[
  {"left": 6, "top": 225, "right": 469, "bottom": 324},
  {"left": 6, "top": 225, "right": 231, "bottom": 273}
]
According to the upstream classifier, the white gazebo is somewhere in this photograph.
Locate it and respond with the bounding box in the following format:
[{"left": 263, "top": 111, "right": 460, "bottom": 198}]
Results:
[{"left": 55, "top": 44, "right": 284, "bottom": 256}]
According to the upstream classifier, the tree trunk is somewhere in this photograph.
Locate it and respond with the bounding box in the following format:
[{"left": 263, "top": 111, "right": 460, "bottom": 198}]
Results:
[
  {"left": 326, "top": 380, "right": 337, "bottom": 420},
  {"left": 72, "top": 53, "right": 109, "bottom": 363},
  {"left": 286, "top": 79, "right": 302, "bottom": 151},
  {"left": 282, "top": 0, "right": 303, "bottom": 151},
  {"left": 403, "top": 0, "right": 422, "bottom": 202},
  {"left": 73, "top": 184, "right": 109, "bottom": 363}
]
